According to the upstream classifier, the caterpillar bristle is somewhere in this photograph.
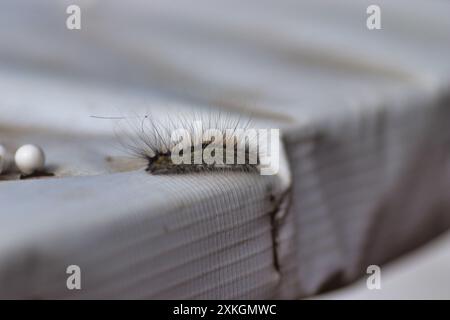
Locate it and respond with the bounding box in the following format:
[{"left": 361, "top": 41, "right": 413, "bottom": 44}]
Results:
[{"left": 115, "top": 111, "right": 262, "bottom": 175}]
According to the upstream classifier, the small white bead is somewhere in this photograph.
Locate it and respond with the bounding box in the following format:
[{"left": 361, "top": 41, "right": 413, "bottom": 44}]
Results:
[
  {"left": 0, "top": 144, "right": 7, "bottom": 174},
  {"left": 15, "top": 144, "right": 46, "bottom": 175}
]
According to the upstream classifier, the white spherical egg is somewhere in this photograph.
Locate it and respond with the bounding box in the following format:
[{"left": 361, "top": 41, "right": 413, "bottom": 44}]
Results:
[{"left": 15, "top": 144, "right": 45, "bottom": 175}]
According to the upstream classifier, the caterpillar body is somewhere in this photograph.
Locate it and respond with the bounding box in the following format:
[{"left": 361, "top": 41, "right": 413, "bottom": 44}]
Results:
[{"left": 116, "top": 111, "right": 264, "bottom": 175}]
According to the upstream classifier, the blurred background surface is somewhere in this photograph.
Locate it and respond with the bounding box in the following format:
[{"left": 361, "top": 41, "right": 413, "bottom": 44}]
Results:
[{"left": 1, "top": 0, "right": 450, "bottom": 299}]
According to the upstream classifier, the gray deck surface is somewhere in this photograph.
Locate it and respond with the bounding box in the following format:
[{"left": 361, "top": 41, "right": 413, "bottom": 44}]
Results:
[{"left": 1, "top": 0, "right": 450, "bottom": 298}]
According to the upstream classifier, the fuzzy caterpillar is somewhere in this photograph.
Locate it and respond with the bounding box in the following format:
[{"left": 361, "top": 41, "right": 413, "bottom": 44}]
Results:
[{"left": 115, "top": 111, "right": 265, "bottom": 175}]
